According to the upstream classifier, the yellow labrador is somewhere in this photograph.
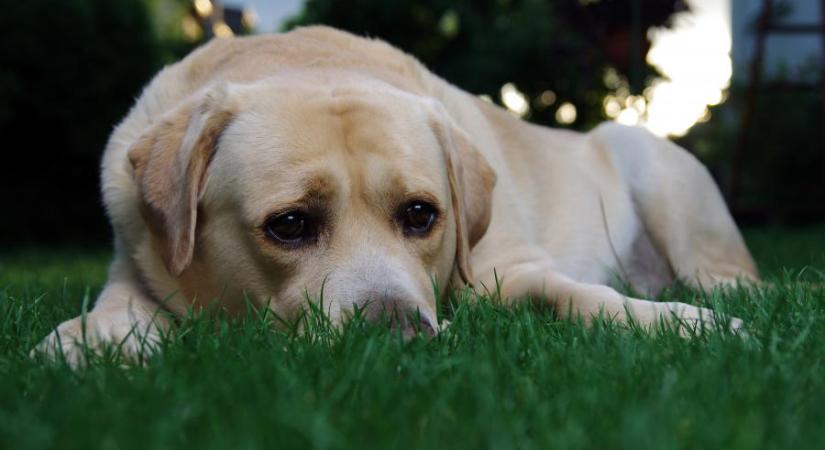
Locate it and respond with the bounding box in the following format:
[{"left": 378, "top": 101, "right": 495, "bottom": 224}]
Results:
[{"left": 37, "top": 26, "right": 757, "bottom": 362}]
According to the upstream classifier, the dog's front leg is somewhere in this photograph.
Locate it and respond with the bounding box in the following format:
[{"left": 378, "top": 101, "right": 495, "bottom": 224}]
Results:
[
  {"left": 497, "top": 260, "right": 744, "bottom": 335},
  {"left": 33, "top": 259, "right": 172, "bottom": 366}
]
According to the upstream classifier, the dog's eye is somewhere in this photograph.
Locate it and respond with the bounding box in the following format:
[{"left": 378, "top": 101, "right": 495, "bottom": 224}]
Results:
[
  {"left": 263, "top": 211, "right": 318, "bottom": 246},
  {"left": 400, "top": 201, "right": 438, "bottom": 237}
]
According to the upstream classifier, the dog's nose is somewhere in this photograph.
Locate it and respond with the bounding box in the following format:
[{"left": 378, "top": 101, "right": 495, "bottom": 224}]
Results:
[{"left": 360, "top": 297, "right": 436, "bottom": 339}]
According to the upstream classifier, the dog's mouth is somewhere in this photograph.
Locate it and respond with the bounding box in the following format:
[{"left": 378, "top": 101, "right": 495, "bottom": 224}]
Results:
[
  {"left": 388, "top": 312, "right": 436, "bottom": 340},
  {"left": 349, "top": 300, "right": 437, "bottom": 339}
]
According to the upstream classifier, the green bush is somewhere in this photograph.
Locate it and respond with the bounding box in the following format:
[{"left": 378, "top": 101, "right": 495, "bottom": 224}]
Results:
[
  {"left": 285, "top": 0, "right": 681, "bottom": 130},
  {"left": 0, "top": 0, "right": 166, "bottom": 243}
]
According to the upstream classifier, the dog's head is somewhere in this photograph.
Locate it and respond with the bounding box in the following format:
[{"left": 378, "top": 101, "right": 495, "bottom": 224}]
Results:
[{"left": 127, "top": 78, "right": 495, "bottom": 335}]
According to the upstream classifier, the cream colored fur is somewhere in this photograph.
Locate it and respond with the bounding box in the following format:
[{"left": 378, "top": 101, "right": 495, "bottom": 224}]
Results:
[{"left": 35, "top": 27, "right": 758, "bottom": 364}]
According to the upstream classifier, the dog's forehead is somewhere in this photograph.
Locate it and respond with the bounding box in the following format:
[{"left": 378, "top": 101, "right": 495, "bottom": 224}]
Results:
[
  {"left": 229, "top": 81, "right": 440, "bottom": 162},
  {"left": 209, "top": 82, "right": 449, "bottom": 215}
]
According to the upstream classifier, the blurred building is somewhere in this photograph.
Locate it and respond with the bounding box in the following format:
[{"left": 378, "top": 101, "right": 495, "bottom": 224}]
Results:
[
  {"left": 223, "top": 0, "right": 302, "bottom": 32},
  {"left": 183, "top": 0, "right": 254, "bottom": 39},
  {"left": 732, "top": 0, "right": 823, "bottom": 83},
  {"left": 178, "top": 0, "right": 302, "bottom": 39}
]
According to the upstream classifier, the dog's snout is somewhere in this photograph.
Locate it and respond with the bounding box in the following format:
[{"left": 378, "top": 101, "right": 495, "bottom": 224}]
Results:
[{"left": 360, "top": 297, "right": 436, "bottom": 338}]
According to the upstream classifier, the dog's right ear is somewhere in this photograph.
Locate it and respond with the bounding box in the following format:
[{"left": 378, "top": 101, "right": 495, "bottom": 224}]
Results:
[{"left": 128, "top": 84, "right": 236, "bottom": 277}]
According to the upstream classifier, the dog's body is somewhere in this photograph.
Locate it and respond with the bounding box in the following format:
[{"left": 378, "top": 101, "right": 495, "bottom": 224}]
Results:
[{"left": 38, "top": 27, "right": 757, "bottom": 361}]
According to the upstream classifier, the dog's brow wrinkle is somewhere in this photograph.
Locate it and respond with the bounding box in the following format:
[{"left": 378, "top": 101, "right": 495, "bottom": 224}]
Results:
[
  {"left": 303, "top": 175, "right": 335, "bottom": 198},
  {"left": 329, "top": 101, "right": 355, "bottom": 117}
]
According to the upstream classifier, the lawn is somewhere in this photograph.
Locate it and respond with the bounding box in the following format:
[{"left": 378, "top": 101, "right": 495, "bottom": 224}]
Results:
[{"left": 2, "top": 226, "right": 825, "bottom": 450}]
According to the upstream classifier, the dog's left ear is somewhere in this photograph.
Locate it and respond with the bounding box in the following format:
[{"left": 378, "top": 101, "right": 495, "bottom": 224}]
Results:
[
  {"left": 128, "top": 84, "right": 236, "bottom": 277},
  {"left": 429, "top": 102, "right": 496, "bottom": 285}
]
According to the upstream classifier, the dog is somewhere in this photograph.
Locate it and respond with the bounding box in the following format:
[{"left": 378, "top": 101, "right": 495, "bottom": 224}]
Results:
[{"left": 36, "top": 26, "right": 758, "bottom": 363}]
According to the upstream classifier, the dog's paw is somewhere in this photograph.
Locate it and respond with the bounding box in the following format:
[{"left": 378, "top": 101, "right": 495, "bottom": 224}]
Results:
[
  {"left": 32, "top": 312, "right": 163, "bottom": 367},
  {"left": 659, "top": 302, "right": 745, "bottom": 337}
]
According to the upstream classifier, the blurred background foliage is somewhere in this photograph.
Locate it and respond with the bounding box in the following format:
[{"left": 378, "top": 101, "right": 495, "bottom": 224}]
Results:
[
  {"left": 0, "top": 0, "right": 204, "bottom": 244},
  {"left": 1, "top": 0, "right": 165, "bottom": 244},
  {"left": 0, "top": 0, "right": 821, "bottom": 246}
]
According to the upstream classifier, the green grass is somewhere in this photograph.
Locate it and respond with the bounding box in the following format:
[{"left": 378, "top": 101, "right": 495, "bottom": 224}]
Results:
[{"left": 2, "top": 227, "right": 825, "bottom": 450}]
